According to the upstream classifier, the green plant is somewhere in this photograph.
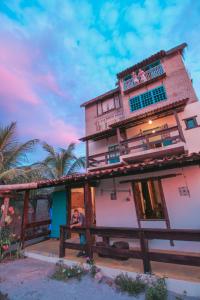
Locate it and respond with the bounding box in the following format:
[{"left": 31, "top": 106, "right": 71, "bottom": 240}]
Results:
[
  {"left": 145, "top": 277, "right": 167, "bottom": 300},
  {"left": 0, "top": 121, "right": 39, "bottom": 183},
  {"left": 52, "top": 264, "right": 87, "bottom": 282},
  {"left": 0, "top": 226, "right": 13, "bottom": 261},
  {"left": 85, "top": 257, "right": 99, "bottom": 277},
  {"left": 115, "top": 273, "right": 146, "bottom": 296}
]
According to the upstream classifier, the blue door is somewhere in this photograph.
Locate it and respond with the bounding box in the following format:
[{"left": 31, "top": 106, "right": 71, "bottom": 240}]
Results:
[{"left": 51, "top": 190, "right": 67, "bottom": 238}]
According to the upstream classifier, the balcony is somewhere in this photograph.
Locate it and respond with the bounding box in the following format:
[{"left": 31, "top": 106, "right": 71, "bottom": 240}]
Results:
[
  {"left": 120, "top": 125, "right": 186, "bottom": 163},
  {"left": 123, "top": 64, "right": 165, "bottom": 92},
  {"left": 88, "top": 125, "right": 186, "bottom": 170}
]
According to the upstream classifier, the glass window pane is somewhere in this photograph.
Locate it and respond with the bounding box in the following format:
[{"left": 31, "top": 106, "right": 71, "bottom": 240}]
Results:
[{"left": 186, "top": 118, "right": 196, "bottom": 129}]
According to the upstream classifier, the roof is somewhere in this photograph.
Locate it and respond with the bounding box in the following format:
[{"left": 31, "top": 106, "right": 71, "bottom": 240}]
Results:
[
  {"left": 111, "top": 98, "right": 189, "bottom": 129},
  {"left": 79, "top": 127, "right": 116, "bottom": 142},
  {"left": 80, "top": 87, "right": 119, "bottom": 108},
  {"left": 79, "top": 98, "right": 188, "bottom": 141},
  {"left": 0, "top": 151, "right": 200, "bottom": 191},
  {"left": 117, "top": 43, "right": 187, "bottom": 79}
]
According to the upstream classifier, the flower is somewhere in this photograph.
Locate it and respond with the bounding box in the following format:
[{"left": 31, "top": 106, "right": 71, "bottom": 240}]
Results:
[
  {"left": 1, "top": 204, "right": 5, "bottom": 212},
  {"left": 2, "top": 244, "right": 9, "bottom": 251},
  {"left": 8, "top": 206, "right": 14, "bottom": 215}
]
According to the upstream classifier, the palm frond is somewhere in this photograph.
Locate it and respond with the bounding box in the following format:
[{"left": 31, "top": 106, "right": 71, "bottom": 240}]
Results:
[
  {"left": 0, "top": 122, "right": 17, "bottom": 153},
  {"left": 4, "top": 139, "right": 39, "bottom": 168},
  {"left": 67, "top": 156, "right": 86, "bottom": 175}
]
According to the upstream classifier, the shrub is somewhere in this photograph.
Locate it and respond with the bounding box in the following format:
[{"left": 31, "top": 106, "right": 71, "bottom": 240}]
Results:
[
  {"left": 145, "top": 277, "right": 167, "bottom": 300},
  {"left": 115, "top": 273, "right": 146, "bottom": 296},
  {"left": 52, "top": 264, "right": 87, "bottom": 282},
  {"left": 85, "top": 257, "right": 99, "bottom": 277}
]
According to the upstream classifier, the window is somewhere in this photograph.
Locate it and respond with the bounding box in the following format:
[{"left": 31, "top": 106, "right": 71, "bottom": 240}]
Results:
[
  {"left": 184, "top": 116, "right": 198, "bottom": 130},
  {"left": 133, "top": 179, "right": 165, "bottom": 220},
  {"left": 97, "top": 95, "right": 121, "bottom": 116},
  {"left": 129, "top": 85, "right": 167, "bottom": 112},
  {"left": 108, "top": 144, "right": 120, "bottom": 164}
]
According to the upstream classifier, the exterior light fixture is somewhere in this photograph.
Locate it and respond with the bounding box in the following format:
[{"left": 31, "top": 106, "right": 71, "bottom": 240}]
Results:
[
  {"left": 148, "top": 120, "right": 153, "bottom": 124},
  {"left": 152, "top": 130, "right": 155, "bottom": 133}
]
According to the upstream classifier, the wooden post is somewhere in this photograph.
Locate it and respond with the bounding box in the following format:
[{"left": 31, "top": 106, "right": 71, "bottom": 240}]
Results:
[
  {"left": 139, "top": 231, "right": 151, "bottom": 273},
  {"left": 84, "top": 182, "right": 93, "bottom": 258},
  {"left": 116, "top": 127, "right": 122, "bottom": 156},
  {"left": 59, "top": 226, "right": 65, "bottom": 258},
  {"left": 66, "top": 186, "right": 71, "bottom": 239},
  {"left": 21, "top": 190, "right": 29, "bottom": 249},
  {"left": 86, "top": 140, "right": 89, "bottom": 169},
  {"left": 158, "top": 179, "right": 174, "bottom": 246},
  {"left": 173, "top": 110, "right": 186, "bottom": 142}
]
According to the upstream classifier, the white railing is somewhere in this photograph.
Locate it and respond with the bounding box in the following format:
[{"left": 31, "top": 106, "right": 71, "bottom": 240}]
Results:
[{"left": 123, "top": 64, "right": 164, "bottom": 91}]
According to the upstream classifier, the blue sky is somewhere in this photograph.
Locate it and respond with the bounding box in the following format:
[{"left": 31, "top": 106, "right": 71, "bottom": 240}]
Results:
[{"left": 0, "top": 0, "right": 199, "bottom": 163}]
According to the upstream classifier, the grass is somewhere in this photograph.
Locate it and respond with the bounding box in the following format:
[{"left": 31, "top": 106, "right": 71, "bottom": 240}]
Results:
[{"left": 115, "top": 273, "right": 146, "bottom": 296}]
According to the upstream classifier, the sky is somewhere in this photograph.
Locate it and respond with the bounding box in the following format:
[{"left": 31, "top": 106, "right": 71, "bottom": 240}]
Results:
[{"left": 0, "top": 0, "right": 200, "bottom": 163}]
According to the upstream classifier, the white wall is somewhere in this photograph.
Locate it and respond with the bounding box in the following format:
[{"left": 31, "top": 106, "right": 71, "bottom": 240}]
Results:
[{"left": 94, "top": 166, "right": 200, "bottom": 252}]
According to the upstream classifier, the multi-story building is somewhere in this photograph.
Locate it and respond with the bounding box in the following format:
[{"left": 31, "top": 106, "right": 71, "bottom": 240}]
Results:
[{"left": 80, "top": 43, "right": 200, "bottom": 251}]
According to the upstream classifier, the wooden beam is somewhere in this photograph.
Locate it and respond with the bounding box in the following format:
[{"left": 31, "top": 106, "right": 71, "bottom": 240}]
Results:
[
  {"left": 21, "top": 190, "right": 29, "bottom": 248},
  {"left": 173, "top": 110, "right": 186, "bottom": 142},
  {"left": 158, "top": 179, "right": 174, "bottom": 246},
  {"left": 120, "top": 174, "right": 181, "bottom": 184},
  {"left": 86, "top": 140, "right": 89, "bottom": 169},
  {"left": 84, "top": 182, "right": 93, "bottom": 258}
]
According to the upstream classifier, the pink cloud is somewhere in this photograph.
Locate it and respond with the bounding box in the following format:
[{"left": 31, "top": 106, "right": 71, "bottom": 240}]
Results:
[
  {"left": 36, "top": 72, "right": 67, "bottom": 98},
  {"left": 21, "top": 109, "right": 81, "bottom": 145},
  {"left": 0, "top": 65, "right": 41, "bottom": 105}
]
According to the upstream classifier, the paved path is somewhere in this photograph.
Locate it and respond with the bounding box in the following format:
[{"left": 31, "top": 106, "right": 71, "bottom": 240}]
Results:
[
  {"left": 0, "top": 258, "right": 198, "bottom": 300},
  {"left": 0, "top": 258, "right": 142, "bottom": 300}
]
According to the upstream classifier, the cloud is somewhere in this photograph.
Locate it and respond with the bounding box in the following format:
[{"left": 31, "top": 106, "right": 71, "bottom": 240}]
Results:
[{"left": 0, "top": 0, "right": 199, "bottom": 162}]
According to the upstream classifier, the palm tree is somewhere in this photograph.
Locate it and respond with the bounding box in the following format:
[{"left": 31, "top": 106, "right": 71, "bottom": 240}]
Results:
[
  {"left": 0, "top": 122, "right": 40, "bottom": 183},
  {"left": 37, "top": 142, "right": 85, "bottom": 179}
]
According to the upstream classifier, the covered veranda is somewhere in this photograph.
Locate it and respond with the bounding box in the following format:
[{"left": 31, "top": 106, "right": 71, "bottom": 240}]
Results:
[{"left": 0, "top": 151, "right": 200, "bottom": 282}]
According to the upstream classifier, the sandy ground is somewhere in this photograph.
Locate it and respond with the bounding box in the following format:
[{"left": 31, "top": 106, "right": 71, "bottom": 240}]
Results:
[{"left": 0, "top": 258, "right": 199, "bottom": 300}]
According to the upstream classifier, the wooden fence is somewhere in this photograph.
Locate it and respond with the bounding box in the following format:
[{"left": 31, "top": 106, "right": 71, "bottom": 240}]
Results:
[
  {"left": 21, "top": 219, "right": 51, "bottom": 247},
  {"left": 59, "top": 226, "right": 200, "bottom": 273}
]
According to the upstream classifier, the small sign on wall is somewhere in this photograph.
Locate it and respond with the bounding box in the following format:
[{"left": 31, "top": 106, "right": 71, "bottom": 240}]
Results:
[{"left": 178, "top": 186, "right": 190, "bottom": 196}]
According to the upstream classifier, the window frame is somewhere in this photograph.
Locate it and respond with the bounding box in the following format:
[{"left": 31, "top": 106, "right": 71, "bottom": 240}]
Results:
[
  {"left": 132, "top": 178, "right": 166, "bottom": 221},
  {"left": 183, "top": 116, "right": 199, "bottom": 130},
  {"left": 97, "top": 95, "right": 121, "bottom": 116},
  {"left": 129, "top": 85, "right": 167, "bottom": 112}
]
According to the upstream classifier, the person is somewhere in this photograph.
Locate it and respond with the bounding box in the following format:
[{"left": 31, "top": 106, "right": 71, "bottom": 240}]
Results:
[
  {"left": 132, "top": 71, "right": 139, "bottom": 85},
  {"left": 70, "top": 209, "right": 86, "bottom": 257},
  {"left": 138, "top": 68, "right": 147, "bottom": 82}
]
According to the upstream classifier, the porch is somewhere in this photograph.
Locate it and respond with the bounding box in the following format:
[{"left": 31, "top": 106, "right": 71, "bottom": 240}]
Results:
[{"left": 25, "top": 238, "right": 200, "bottom": 283}]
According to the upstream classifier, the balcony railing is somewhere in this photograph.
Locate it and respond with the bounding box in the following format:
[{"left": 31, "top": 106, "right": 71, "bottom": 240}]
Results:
[
  {"left": 88, "top": 125, "right": 184, "bottom": 169},
  {"left": 123, "top": 64, "right": 165, "bottom": 91}
]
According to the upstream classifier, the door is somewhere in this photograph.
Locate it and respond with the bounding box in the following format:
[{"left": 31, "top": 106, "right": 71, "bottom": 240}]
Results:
[{"left": 51, "top": 190, "right": 67, "bottom": 238}]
